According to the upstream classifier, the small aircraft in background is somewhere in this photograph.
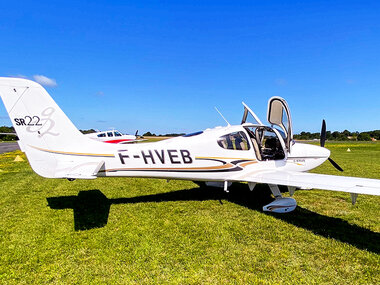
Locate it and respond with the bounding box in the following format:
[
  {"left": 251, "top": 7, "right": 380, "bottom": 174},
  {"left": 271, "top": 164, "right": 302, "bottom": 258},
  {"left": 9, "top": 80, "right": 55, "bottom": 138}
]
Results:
[
  {"left": 0, "top": 77, "right": 379, "bottom": 213},
  {"left": 85, "top": 129, "right": 144, "bottom": 144}
]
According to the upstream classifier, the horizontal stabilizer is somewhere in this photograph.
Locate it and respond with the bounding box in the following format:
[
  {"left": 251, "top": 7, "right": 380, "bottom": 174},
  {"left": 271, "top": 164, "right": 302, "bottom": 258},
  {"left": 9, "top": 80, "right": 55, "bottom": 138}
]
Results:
[
  {"left": 122, "top": 139, "right": 147, "bottom": 144},
  {"left": 55, "top": 161, "right": 105, "bottom": 180}
]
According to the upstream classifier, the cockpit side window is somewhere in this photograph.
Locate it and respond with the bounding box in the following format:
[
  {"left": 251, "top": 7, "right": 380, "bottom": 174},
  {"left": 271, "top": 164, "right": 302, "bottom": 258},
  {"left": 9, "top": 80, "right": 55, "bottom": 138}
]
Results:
[
  {"left": 114, "top": 131, "right": 122, "bottom": 137},
  {"left": 245, "top": 126, "right": 285, "bottom": 161},
  {"left": 107, "top": 132, "right": 114, "bottom": 137},
  {"left": 217, "top": 131, "right": 250, "bottom": 151}
]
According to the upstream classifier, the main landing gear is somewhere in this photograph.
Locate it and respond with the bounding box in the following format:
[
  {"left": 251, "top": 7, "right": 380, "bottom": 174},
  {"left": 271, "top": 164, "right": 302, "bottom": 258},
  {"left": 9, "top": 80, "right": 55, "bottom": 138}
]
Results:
[
  {"left": 262, "top": 184, "right": 297, "bottom": 213},
  {"left": 194, "top": 181, "right": 297, "bottom": 213}
]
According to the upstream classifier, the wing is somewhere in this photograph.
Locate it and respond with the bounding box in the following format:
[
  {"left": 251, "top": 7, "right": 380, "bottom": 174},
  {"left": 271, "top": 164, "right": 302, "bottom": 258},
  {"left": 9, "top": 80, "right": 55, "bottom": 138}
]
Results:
[{"left": 237, "top": 170, "right": 380, "bottom": 196}]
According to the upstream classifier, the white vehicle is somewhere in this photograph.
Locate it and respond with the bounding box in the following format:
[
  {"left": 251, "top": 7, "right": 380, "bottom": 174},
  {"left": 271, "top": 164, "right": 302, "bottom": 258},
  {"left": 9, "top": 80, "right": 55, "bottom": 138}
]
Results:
[
  {"left": 85, "top": 130, "right": 141, "bottom": 144},
  {"left": 0, "top": 77, "right": 379, "bottom": 213}
]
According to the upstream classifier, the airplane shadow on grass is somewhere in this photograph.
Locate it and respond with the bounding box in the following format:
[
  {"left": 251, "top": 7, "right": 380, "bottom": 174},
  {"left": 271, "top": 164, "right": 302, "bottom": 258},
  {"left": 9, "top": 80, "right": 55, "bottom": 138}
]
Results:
[{"left": 46, "top": 183, "right": 380, "bottom": 254}]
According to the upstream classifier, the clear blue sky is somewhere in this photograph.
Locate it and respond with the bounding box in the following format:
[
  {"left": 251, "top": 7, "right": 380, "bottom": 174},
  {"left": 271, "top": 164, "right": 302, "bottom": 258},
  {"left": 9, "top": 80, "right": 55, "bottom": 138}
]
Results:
[{"left": 0, "top": 0, "right": 379, "bottom": 134}]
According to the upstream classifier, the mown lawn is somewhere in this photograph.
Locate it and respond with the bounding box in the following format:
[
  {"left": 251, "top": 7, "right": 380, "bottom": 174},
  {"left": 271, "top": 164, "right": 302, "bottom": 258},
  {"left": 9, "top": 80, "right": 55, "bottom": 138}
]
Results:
[{"left": 0, "top": 142, "right": 379, "bottom": 284}]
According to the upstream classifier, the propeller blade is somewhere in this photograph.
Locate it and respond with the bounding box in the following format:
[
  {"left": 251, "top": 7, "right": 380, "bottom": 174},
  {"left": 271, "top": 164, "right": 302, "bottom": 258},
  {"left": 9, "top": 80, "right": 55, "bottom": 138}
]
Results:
[
  {"left": 328, "top": 157, "right": 344, "bottom": 172},
  {"left": 135, "top": 130, "right": 138, "bottom": 136},
  {"left": 320, "top": 119, "right": 326, "bottom": 147},
  {"left": 320, "top": 120, "right": 343, "bottom": 172}
]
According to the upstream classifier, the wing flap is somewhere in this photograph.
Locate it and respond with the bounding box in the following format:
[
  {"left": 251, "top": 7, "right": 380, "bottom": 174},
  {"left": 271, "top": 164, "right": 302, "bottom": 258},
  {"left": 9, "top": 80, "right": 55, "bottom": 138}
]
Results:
[{"left": 237, "top": 170, "right": 380, "bottom": 196}]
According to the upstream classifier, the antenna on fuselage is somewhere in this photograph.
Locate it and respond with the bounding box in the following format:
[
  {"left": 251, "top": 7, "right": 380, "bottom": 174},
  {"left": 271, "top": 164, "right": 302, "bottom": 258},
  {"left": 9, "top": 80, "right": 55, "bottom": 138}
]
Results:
[{"left": 214, "top": 107, "right": 230, "bottom": 126}]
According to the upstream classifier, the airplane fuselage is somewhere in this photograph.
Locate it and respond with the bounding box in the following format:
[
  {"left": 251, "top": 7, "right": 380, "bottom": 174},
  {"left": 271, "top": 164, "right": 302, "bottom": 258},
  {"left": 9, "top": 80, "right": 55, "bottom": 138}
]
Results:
[{"left": 62, "top": 124, "right": 330, "bottom": 182}]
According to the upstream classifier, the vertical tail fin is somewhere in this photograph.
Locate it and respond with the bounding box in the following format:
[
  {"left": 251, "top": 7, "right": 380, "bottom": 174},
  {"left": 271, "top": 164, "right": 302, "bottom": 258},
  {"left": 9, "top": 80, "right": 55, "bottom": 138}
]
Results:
[{"left": 0, "top": 77, "right": 105, "bottom": 178}]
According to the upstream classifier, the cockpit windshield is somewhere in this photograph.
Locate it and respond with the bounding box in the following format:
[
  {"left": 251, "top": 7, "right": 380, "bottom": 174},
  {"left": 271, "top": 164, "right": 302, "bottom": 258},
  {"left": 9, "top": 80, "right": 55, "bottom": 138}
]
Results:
[
  {"left": 245, "top": 112, "right": 261, "bottom": 125},
  {"left": 241, "top": 102, "right": 263, "bottom": 125},
  {"left": 273, "top": 127, "right": 286, "bottom": 140}
]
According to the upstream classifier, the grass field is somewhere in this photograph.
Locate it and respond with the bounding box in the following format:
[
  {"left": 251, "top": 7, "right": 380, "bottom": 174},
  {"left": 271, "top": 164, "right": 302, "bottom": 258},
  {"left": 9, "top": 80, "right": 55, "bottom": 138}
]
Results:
[{"left": 0, "top": 142, "right": 379, "bottom": 284}]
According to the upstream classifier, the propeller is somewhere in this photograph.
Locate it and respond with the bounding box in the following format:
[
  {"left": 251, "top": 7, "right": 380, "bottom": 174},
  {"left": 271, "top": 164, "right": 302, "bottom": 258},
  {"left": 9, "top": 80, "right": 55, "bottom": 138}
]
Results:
[
  {"left": 320, "top": 120, "right": 326, "bottom": 147},
  {"left": 135, "top": 130, "right": 138, "bottom": 137},
  {"left": 320, "top": 120, "right": 343, "bottom": 172}
]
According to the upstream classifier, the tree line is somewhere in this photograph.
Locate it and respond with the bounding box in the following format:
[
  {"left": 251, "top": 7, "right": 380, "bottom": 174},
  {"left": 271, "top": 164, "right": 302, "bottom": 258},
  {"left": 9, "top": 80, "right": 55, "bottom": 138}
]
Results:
[
  {"left": 294, "top": 130, "right": 379, "bottom": 141},
  {"left": 142, "top": 131, "right": 186, "bottom": 137},
  {"left": 143, "top": 130, "right": 379, "bottom": 141},
  {"left": 0, "top": 126, "right": 17, "bottom": 141},
  {"left": 0, "top": 125, "right": 379, "bottom": 141}
]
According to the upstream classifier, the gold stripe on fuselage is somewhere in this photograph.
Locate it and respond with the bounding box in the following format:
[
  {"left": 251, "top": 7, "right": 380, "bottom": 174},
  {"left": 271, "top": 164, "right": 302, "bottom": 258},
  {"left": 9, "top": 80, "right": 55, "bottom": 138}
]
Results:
[
  {"left": 196, "top": 156, "right": 256, "bottom": 161},
  {"left": 105, "top": 163, "right": 236, "bottom": 172},
  {"left": 30, "top": 145, "right": 115, "bottom": 157}
]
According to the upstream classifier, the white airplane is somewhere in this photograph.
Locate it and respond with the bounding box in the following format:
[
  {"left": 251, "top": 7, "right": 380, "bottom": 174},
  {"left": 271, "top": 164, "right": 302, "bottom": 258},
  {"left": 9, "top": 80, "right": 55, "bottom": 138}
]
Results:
[
  {"left": 0, "top": 77, "right": 379, "bottom": 213},
  {"left": 85, "top": 129, "right": 143, "bottom": 144}
]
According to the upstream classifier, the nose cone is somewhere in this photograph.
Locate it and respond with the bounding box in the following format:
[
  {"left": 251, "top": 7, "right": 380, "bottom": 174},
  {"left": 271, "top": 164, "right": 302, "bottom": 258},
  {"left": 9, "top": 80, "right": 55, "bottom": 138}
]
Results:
[
  {"left": 291, "top": 143, "right": 330, "bottom": 159},
  {"left": 307, "top": 144, "right": 330, "bottom": 159},
  {"left": 320, "top": 146, "right": 330, "bottom": 158}
]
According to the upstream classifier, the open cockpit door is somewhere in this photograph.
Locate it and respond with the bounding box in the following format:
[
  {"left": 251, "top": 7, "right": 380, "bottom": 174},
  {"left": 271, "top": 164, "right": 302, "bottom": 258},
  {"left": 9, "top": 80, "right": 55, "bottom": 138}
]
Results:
[
  {"left": 241, "top": 102, "right": 264, "bottom": 125},
  {"left": 267, "top": 97, "right": 293, "bottom": 152}
]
